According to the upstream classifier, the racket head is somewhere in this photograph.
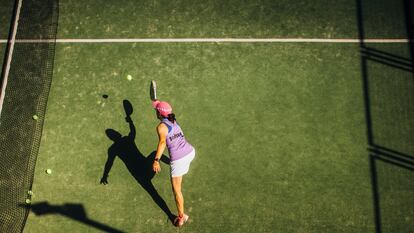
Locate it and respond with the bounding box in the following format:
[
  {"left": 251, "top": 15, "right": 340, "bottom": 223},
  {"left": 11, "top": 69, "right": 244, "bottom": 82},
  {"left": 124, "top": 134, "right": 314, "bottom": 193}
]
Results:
[
  {"left": 123, "top": 99, "right": 133, "bottom": 116},
  {"left": 150, "top": 80, "right": 157, "bottom": 100}
]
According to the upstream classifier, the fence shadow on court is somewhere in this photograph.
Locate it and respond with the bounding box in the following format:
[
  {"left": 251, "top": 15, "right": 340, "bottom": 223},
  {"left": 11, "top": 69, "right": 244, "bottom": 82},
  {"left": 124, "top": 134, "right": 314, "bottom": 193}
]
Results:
[
  {"left": 101, "top": 100, "right": 175, "bottom": 223},
  {"left": 356, "top": 0, "right": 414, "bottom": 232},
  {"left": 20, "top": 202, "right": 125, "bottom": 233}
]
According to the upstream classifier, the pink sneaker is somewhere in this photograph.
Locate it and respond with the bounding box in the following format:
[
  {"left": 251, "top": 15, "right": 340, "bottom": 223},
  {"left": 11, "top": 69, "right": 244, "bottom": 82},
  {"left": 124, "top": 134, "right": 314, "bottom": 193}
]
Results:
[{"left": 174, "top": 214, "right": 189, "bottom": 227}]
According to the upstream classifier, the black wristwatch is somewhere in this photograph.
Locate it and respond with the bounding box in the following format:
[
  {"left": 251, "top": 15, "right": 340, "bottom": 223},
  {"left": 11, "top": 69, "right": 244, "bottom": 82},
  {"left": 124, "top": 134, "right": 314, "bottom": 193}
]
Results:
[{"left": 154, "top": 158, "right": 160, "bottom": 162}]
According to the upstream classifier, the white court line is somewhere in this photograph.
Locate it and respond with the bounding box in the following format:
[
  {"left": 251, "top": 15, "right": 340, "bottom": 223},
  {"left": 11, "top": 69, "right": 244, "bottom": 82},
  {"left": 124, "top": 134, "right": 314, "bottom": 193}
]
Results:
[{"left": 0, "top": 38, "right": 411, "bottom": 43}]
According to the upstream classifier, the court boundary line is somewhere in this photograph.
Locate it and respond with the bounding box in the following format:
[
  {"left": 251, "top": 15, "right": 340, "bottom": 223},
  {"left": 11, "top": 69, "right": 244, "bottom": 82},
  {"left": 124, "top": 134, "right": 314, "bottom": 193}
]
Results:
[{"left": 0, "top": 38, "right": 411, "bottom": 43}]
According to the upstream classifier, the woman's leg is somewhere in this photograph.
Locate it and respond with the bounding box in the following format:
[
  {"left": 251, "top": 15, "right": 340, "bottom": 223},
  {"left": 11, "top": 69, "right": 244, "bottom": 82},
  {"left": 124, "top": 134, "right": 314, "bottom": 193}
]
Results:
[{"left": 171, "top": 176, "right": 184, "bottom": 217}]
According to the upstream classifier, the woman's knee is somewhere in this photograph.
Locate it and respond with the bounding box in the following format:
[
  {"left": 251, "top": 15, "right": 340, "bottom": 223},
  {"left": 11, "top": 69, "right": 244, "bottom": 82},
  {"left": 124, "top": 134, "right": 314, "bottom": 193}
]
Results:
[{"left": 171, "top": 177, "right": 182, "bottom": 194}]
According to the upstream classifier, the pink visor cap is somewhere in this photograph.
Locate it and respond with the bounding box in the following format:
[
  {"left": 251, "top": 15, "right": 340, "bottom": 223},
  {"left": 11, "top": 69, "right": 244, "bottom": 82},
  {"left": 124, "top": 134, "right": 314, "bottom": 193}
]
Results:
[{"left": 152, "top": 100, "right": 172, "bottom": 117}]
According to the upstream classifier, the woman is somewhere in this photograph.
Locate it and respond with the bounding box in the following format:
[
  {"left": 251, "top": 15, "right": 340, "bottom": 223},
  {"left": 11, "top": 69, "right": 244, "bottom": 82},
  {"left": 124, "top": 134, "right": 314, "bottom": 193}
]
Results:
[{"left": 152, "top": 100, "right": 195, "bottom": 227}]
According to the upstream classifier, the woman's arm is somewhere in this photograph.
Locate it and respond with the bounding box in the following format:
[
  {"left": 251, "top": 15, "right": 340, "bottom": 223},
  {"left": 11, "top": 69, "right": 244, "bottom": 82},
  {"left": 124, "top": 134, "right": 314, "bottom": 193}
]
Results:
[{"left": 153, "top": 123, "right": 168, "bottom": 173}]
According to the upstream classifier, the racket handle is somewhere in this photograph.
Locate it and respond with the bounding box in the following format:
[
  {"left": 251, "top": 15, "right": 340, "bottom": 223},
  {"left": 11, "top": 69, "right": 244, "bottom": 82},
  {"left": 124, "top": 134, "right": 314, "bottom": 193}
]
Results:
[{"left": 150, "top": 80, "right": 157, "bottom": 100}]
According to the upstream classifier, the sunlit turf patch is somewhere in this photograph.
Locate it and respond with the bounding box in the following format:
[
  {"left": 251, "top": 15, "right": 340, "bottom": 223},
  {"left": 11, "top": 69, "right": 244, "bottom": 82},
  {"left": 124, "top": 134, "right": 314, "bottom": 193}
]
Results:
[
  {"left": 24, "top": 42, "right": 404, "bottom": 233},
  {"left": 0, "top": 0, "right": 412, "bottom": 231},
  {"left": 57, "top": 0, "right": 357, "bottom": 39}
]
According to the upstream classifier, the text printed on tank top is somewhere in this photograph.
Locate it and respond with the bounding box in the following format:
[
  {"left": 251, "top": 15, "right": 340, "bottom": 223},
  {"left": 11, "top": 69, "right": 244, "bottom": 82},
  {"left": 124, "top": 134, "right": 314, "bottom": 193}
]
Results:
[{"left": 169, "top": 132, "right": 184, "bottom": 141}]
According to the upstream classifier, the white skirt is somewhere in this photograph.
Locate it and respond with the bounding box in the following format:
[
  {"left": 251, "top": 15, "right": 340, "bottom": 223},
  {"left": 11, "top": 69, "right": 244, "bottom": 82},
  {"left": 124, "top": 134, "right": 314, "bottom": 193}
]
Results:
[{"left": 170, "top": 149, "right": 195, "bottom": 177}]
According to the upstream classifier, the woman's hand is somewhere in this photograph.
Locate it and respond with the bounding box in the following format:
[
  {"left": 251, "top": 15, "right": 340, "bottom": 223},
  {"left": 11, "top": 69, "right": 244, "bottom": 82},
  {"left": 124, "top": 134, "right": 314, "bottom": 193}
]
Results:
[{"left": 153, "top": 161, "right": 161, "bottom": 173}]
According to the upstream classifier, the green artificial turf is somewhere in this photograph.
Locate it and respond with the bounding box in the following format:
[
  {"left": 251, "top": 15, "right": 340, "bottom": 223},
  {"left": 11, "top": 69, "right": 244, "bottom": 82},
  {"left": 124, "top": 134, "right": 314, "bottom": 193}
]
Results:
[
  {"left": 58, "top": 0, "right": 358, "bottom": 39},
  {"left": 57, "top": 0, "right": 410, "bottom": 39},
  {"left": 375, "top": 158, "right": 414, "bottom": 233},
  {"left": 367, "top": 57, "right": 414, "bottom": 154},
  {"left": 359, "top": 0, "right": 409, "bottom": 39},
  {"left": 24, "top": 42, "right": 379, "bottom": 233},
  {"left": 15, "top": 0, "right": 414, "bottom": 232}
]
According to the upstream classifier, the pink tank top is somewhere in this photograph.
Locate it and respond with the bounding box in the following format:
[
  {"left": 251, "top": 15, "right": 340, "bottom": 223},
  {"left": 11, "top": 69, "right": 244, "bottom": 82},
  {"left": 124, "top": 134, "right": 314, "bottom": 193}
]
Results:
[{"left": 162, "top": 119, "right": 194, "bottom": 161}]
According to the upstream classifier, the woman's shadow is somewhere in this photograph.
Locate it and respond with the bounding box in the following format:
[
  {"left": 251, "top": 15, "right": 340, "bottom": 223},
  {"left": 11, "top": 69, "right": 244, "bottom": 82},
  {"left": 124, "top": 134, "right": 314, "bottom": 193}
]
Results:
[{"left": 100, "top": 100, "right": 175, "bottom": 222}]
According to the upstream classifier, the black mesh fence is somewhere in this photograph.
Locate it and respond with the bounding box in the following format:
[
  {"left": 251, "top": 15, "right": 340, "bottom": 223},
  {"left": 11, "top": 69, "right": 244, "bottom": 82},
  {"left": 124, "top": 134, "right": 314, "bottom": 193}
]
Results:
[{"left": 0, "top": 0, "right": 59, "bottom": 232}]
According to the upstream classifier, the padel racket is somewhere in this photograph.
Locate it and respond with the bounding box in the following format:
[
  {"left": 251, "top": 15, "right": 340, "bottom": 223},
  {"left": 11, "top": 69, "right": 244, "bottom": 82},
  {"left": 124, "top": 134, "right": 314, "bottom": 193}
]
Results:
[{"left": 150, "top": 80, "right": 157, "bottom": 100}]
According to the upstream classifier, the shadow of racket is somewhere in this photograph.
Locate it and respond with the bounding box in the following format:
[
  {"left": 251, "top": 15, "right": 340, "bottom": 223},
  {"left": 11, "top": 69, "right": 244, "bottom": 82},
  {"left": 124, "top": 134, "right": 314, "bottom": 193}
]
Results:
[{"left": 123, "top": 99, "right": 133, "bottom": 116}]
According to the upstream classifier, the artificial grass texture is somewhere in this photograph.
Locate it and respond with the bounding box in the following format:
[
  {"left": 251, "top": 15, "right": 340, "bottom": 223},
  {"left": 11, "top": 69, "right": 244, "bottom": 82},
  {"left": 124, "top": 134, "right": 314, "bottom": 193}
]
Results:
[
  {"left": 8, "top": 0, "right": 414, "bottom": 232},
  {"left": 375, "top": 158, "right": 414, "bottom": 233},
  {"left": 0, "top": 0, "right": 399, "bottom": 41},
  {"left": 22, "top": 42, "right": 403, "bottom": 233},
  {"left": 12, "top": 0, "right": 413, "bottom": 41},
  {"left": 58, "top": 0, "right": 358, "bottom": 39},
  {"left": 57, "top": 0, "right": 410, "bottom": 39},
  {"left": 361, "top": 43, "right": 414, "bottom": 155},
  {"left": 359, "top": 0, "right": 409, "bottom": 39}
]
